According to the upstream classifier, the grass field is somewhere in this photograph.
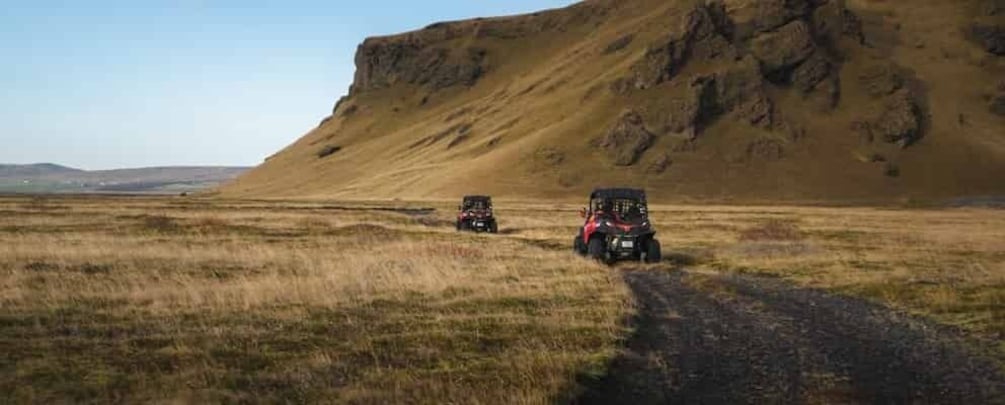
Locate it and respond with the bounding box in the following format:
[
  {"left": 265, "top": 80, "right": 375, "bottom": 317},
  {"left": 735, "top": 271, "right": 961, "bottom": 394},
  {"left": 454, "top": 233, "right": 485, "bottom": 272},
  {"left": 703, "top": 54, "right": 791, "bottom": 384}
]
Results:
[
  {"left": 1, "top": 196, "right": 1002, "bottom": 403},
  {"left": 0, "top": 196, "right": 628, "bottom": 403}
]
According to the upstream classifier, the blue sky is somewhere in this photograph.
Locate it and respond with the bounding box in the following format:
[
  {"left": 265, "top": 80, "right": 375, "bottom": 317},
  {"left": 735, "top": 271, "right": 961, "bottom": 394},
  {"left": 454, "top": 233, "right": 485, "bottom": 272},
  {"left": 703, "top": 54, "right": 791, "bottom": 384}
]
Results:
[{"left": 0, "top": 1, "right": 573, "bottom": 170}]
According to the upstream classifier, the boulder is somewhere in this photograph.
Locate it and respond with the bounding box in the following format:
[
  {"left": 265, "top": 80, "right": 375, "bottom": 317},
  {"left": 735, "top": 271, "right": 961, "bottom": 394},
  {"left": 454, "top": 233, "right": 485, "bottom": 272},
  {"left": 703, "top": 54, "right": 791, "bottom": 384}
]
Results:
[{"left": 874, "top": 89, "right": 922, "bottom": 145}]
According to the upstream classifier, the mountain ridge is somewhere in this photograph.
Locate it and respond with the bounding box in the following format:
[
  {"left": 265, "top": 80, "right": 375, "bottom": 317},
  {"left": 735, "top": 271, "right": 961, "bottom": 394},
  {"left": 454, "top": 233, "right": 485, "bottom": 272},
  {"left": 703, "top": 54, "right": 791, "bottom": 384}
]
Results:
[{"left": 221, "top": 0, "right": 1005, "bottom": 202}]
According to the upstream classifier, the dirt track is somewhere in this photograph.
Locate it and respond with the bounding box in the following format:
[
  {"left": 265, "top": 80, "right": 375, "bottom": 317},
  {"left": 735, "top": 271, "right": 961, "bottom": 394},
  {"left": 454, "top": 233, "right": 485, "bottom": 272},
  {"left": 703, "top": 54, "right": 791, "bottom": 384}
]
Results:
[{"left": 576, "top": 269, "right": 1005, "bottom": 404}]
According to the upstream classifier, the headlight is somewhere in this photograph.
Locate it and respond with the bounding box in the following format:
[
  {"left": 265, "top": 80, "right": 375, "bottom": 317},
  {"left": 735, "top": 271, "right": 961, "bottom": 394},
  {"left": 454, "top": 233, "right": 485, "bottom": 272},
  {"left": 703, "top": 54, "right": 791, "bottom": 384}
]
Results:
[
  {"left": 642, "top": 221, "right": 650, "bottom": 227},
  {"left": 604, "top": 220, "right": 614, "bottom": 227}
]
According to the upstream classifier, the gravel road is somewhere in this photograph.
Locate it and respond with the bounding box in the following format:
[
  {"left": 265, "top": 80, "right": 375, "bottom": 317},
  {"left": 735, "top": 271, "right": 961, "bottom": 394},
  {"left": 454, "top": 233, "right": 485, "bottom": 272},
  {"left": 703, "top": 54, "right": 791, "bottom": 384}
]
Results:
[{"left": 576, "top": 269, "right": 1005, "bottom": 404}]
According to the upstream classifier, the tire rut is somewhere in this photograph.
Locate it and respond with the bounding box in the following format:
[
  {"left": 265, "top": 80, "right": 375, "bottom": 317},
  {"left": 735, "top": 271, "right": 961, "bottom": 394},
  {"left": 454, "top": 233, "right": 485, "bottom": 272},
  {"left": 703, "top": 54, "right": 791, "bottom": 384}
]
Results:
[{"left": 575, "top": 269, "right": 1005, "bottom": 404}]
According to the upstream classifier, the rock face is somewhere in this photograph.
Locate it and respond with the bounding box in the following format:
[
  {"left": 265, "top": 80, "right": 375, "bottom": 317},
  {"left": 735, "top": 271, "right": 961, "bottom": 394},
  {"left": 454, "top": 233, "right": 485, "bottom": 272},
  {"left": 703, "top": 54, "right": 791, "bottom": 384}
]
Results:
[
  {"left": 603, "top": 0, "right": 863, "bottom": 165},
  {"left": 706, "top": 57, "right": 775, "bottom": 127},
  {"left": 750, "top": 20, "right": 816, "bottom": 74},
  {"left": 598, "top": 111, "right": 656, "bottom": 166},
  {"left": 348, "top": 2, "right": 612, "bottom": 95},
  {"left": 352, "top": 39, "right": 487, "bottom": 94},
  {"left": 619, "top": 6, "right": 727, "bottom": 91}
]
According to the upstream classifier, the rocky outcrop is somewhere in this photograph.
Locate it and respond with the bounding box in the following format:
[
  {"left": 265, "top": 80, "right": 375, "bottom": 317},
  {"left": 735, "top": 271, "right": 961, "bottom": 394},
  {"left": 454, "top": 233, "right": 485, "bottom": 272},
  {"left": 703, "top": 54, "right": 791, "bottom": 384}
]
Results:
[
  {"left": 721, "top": 0, "right": 812, "bottom": 40},
  {"left": 617, "top": 6, "right": 732, "bottom": 92},
  {"left": 609, "top": 0, "right": 859, "bottom": 155},
  {"left": 969, "top": 23, "right": 1005, "bottom": 55},
  {"left": 663, "top": 82, "right": 709, "bottom": 137},
  {"left": 872, "top": 89, "right": 923, "bottom": 146},
  {"left": 791, "top": 51, "right": 833, "bottom": 92},
  {"left": 598, "top": 111, "right": 656, "bottom": 166},
  {"left": 347, "top": 1, "right": 612, "bottom": 96},
  {"left": 352, "top": 40, "right": 488, "bottom": 94},
  {"left": 705, "top": 57, "right": 775, "bottom": 127},
  {"left": 967, "top": 0, "right": 1005, "bottom": 55},
  {"left": 811, "top": 0, "right": 865, "bottom": 44},
  {"left": 750, "top": 20, "right": 816, "bottom": 74},
  {"left": 656, "top": 57, "right": 773, "bottom": 140}
]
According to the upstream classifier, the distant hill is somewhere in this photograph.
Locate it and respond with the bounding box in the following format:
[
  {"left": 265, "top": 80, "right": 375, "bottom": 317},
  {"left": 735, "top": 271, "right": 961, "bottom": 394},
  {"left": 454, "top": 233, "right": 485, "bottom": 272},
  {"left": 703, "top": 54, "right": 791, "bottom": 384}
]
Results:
[
  {"left": 0, "top": 164, "right": 250, "bottom": 194},
  {"left": 0, "top": 163, "right": 83, "bottom": 177},
  {"left": 221, "top": 0, "right": 1005, "bottom": 202}
]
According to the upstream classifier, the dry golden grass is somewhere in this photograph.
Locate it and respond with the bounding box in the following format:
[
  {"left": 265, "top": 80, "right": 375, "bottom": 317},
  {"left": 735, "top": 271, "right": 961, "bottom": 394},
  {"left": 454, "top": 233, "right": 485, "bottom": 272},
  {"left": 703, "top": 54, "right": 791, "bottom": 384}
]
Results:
[
  {"left": 0, "top": 196, "right": 628, "bottom": 404},
  {"left": 3, "top": 196, "right": 1003, "bottom": 403}
]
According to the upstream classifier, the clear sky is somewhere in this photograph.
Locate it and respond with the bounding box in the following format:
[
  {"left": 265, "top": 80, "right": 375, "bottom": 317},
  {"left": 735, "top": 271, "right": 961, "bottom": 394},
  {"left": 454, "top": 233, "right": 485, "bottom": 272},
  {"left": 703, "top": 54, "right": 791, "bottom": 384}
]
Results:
[{"left": 0, "top": 1, "right": 574, "bottom": 170}]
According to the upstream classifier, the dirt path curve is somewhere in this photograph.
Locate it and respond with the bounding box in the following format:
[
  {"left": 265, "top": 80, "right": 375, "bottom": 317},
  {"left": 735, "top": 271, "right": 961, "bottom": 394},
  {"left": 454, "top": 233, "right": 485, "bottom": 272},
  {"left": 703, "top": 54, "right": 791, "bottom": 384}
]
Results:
[{"left": 576, "top": 269, "right": 1004, "bottom": 404}]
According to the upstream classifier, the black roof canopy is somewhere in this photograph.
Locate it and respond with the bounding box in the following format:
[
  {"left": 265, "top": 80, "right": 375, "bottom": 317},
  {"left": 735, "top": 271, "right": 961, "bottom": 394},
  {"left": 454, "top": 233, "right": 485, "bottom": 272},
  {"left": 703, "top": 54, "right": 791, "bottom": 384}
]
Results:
[
  {"left": 590, "top": 188, "right": 647, "bottom": 202},
  {"left": 463, "top": 195, "right": 492, "bottom": 202}
]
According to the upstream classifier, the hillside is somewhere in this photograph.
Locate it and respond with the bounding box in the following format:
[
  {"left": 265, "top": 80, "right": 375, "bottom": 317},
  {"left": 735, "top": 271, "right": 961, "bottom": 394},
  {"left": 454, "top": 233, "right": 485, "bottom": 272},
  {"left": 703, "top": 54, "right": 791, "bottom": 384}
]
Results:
[
  {"left": 0, "top": 164, "right": 249, "bottom": 194},
  {"left": 220, "top": 0, "right": 1005, "bottom": 202}
]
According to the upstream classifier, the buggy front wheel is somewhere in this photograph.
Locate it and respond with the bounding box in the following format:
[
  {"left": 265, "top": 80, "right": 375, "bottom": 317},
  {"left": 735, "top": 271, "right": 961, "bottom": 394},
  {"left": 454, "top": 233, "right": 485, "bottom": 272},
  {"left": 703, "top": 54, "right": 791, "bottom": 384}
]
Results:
[
  {"left": 645, "top": 239, "right": 662, "bottom": 263},
  {"left": 587, "top": 237, "right": 606, "bottom": 262}
]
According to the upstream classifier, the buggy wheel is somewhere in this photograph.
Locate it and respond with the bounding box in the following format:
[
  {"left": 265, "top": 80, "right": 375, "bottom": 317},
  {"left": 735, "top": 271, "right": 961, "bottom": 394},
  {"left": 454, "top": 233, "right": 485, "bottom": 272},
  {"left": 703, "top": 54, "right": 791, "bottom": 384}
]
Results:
[
  {"left": 587, "top": 237, "right": 606, "bottom": 262},
  {"left": 645, "top": 239, "right": 662, "bottom": 263},
  {"left": 489, "top": 221, "right": 498, "bottom": 234},
  {"left": 573, "top": 236, "right": 586, "bottom": 256}
]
